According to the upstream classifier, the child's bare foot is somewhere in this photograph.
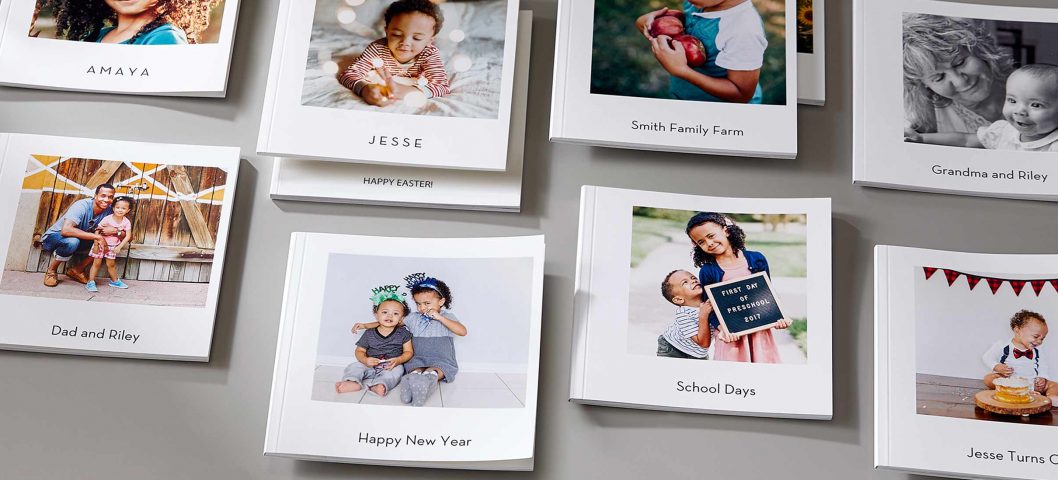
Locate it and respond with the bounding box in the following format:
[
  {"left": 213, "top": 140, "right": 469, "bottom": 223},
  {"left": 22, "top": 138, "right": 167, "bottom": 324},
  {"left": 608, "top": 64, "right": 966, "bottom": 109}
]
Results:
[
  {"left": 335, "top": 380, "right": 362, "bottom": 393},
  {"left": 369, "top": 384, "right": 387, "bottom": 396}
]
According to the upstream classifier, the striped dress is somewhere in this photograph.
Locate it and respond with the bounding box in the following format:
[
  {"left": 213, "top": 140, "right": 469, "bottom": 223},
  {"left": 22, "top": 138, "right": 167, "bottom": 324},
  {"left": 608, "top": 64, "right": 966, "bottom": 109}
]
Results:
[{"left": 339, "top": 39, "right": 451, "bottom": 98}]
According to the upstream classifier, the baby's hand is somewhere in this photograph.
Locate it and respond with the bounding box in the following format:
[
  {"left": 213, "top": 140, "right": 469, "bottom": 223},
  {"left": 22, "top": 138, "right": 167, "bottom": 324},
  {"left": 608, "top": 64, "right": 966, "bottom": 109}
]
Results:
[
  {"left": 1035, "top": 377, "right": 1049, "bottom": 392},
  {"left": 351, "top": 323, "right": 366, "bottom": 334},
  {"left": 364, "top": 357, "right": 382, "bottom": 367},
  {"left": 383, "top": 360, "right": 399, "bottom": 370},
  {"left": 426, "top": 309, "right": 443, "bottom": 321},
  {"left": 775, "top": 318, "right": 792, "bottom": 329},
  {"left": 993, "top": 364, "right": 1014, "bottom": 377},
  {"left": 361, "top": 84, "right": 393, "bottom": 106}
]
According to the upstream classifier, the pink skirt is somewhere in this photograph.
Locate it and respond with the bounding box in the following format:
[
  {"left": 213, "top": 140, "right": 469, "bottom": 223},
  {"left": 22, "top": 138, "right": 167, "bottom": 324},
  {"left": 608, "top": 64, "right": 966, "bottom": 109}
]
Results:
[{"left": 711, "top": 328, "right": 782, "bottom": 363}]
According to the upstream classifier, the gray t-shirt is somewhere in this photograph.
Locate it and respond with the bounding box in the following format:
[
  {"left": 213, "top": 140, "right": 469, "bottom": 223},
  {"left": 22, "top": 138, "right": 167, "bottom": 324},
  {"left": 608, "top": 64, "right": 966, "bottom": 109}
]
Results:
[
  {"left": 43, "top": 198, "right": 112, "bottom": 238},
  {"left": 356, "top": 326, "right": 413, "bottom": 360}
]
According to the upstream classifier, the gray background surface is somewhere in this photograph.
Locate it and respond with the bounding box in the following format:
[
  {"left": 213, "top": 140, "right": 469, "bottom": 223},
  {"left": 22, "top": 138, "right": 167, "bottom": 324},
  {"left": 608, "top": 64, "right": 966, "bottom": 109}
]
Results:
[{"left": 1, "top": 0, "right": 1055, "bottom": 478}]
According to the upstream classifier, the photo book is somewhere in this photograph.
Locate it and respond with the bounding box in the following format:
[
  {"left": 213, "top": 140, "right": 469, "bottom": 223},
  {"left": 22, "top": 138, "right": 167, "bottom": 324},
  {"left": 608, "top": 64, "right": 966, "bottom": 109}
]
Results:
[
  {"left": 266, "top": 233, "right": 544, "bottom": 470},
  {"left": 854, "top": 0, "right": 1058, "bottom": 201},
  {"left": 0, "top": 133, "right": 240, "bottom": 361},
  {"left": 268, "top": 11, "right": 533, "bottom": 212},
  {"left": 876, "top": 246, "right": 1058, "bottom": 480},
  {"left": 570, "top": 186, "right": 832, "bottom": 419},
  {"left": 258, "top": 0, "right": 522, "bottom": 171},
  {"left": 797, "top": 0, "right": 824, "bottom": 105},
  {"left": 550, "top": 0, "right": 798, "bottom": 158},
  {"left": 0, "top": 0, "right": 240, "bottom": 96}
]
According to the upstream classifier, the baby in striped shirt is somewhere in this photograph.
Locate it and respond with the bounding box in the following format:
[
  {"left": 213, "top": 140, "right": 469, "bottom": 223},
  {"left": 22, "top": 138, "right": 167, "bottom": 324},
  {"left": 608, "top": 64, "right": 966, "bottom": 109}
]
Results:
[{"left": 340, "top": 0, "right": 452, "bottom": 106}]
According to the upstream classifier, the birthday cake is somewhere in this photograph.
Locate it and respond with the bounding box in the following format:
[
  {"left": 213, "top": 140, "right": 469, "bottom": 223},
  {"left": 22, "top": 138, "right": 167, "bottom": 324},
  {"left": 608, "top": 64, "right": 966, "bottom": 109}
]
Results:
[{"left": 994, "top": 377, "right": 1034, "bottom": 404}]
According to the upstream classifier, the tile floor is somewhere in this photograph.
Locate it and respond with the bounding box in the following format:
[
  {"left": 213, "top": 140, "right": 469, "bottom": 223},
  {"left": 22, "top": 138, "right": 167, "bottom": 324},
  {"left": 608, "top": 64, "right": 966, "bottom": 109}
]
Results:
[{"left": 311, "top": 364, "right": 527, "bottom": 408}]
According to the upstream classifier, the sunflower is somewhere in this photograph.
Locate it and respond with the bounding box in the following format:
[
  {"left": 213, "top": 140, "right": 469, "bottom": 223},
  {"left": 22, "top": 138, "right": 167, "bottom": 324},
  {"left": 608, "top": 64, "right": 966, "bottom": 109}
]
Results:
[{"left": 797, "top": 2, "right": 813, "bottom": 31}]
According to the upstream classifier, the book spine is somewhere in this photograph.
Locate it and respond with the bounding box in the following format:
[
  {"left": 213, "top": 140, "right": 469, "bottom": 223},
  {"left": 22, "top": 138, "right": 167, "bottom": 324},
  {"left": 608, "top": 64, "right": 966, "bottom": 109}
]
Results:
[
  {"left": 264, "top": 232, "right": 307, "bottom": 454},
  {"left": 873, "top": 245, "right": 890, "bottom": 468},
  {"left": 256, "top": 0, "right": 294, "bottom": 154},
  {"left": 568, "top": 185, "right": 596, "bottom": 399},
  {"left": 548, "top": 0, "right": 574, "bottom": 140}
]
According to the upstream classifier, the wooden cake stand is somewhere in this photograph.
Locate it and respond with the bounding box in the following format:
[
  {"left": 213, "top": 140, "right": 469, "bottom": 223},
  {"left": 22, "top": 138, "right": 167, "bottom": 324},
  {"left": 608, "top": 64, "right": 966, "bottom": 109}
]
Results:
[{"left": 975, "top": 390, "right": 1052, "bottom": 417}]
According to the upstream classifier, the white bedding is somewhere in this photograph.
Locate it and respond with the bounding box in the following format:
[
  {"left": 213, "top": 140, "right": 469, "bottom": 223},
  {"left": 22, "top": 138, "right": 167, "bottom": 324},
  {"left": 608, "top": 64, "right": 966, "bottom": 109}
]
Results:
[{"left": 300, "top": 0, "right": 509, "bottom": 119}]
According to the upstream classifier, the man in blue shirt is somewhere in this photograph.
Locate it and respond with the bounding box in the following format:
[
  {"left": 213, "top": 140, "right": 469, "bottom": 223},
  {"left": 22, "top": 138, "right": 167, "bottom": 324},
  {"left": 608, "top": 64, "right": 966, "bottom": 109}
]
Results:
[{"left": 39, "top": 184, "right": 122, "bottom": 287}]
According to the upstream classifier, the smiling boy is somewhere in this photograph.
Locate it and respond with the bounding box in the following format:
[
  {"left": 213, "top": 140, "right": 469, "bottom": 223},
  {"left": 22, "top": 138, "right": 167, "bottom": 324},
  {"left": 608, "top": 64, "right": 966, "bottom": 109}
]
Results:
[
  {"left": 339, "top": 0, "right": 452, "bottom": 106},
  {"left": 658, "top": 269, "right": 713, "bottom": 359}
]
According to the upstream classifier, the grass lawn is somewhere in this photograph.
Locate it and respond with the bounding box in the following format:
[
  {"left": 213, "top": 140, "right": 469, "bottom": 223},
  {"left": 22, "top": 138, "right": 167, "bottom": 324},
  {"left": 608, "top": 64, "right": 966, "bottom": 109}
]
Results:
[
  {"left": 788, "top": 318, "right": 807, "bottom": 354},
  {"left": 631, "top": 217, "right": 807, "bottom": 277}
]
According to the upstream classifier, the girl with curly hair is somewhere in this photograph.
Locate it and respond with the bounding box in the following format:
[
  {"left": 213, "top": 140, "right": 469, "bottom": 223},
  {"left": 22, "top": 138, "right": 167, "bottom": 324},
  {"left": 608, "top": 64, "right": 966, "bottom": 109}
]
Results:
[
  {"left": 685, "top": 212, "right": 790, "bottom": 363},
  {"left": 902, "top": 13, "right": 1015, "bottom": 136},
  {"left": 32, "top": 0, "right": 221, "bottom": 45}
]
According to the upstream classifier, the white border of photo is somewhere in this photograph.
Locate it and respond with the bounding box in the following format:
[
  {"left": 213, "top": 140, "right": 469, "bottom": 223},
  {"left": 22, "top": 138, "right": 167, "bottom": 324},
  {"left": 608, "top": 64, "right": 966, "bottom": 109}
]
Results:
[
  {"left": 854, "top": 0, "right": 1058, "bottom": 201},
  {"left": 570, "top": 186, "right": 832, "bottom": 419},
  {"left": 876, "top": 246, "right": 1058, "bottom": 480},
  {"left": 257, "top": 0, "right": 520, "bottom": 171},
  {"left": 551, "top": 0, "right": 799, "bottom": 158},
  {"left": 0, "top": 133, "right": 240, "bottom": 361},
  {"left": 0, "top": 0, "right": 240, "bottom": 96},
  {"left": 265, "top": 233, "right": 544, "bottom": 470}
]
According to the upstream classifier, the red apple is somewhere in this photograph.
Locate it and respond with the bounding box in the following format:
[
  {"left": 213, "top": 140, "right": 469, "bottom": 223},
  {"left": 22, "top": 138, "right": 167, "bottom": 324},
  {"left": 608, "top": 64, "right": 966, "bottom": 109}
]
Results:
[
  {"left": 672, "top": 34, "right": 707, "bottom": 67},
  {"left": 649, "top": 15, "right": 684, "bottom": 37},
  {"left": 660, "top": 9, "right": 685, "bottom": 21}
]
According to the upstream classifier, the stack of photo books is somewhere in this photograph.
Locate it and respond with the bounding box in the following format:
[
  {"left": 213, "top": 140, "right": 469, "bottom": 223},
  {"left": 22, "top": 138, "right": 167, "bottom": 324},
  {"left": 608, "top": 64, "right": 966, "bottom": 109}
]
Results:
[
  {"left": 0, "top": 133, "right": 240, "bottom": 361},
  {"left": 260, "top": 0, "right": 534, "bottom": 212},
  {"left": 266, "top": 233, "right": 545, "bottom": 470},
  {"left": 550, "top": 0, "right": 825, "bottom": 158}
]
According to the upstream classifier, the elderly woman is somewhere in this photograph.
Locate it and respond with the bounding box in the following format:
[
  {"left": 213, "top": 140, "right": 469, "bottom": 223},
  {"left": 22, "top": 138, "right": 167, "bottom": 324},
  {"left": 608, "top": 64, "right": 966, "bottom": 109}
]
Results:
[{"left": 903, "top": 13, "right": 1015, "bottom": 135}]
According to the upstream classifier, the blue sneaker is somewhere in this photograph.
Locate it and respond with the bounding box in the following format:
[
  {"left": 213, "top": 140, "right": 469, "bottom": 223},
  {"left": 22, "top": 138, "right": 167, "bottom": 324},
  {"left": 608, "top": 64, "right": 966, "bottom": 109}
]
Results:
[
  {"left": 109, "top": 280, "right": 129, "bottom": 289},
  {"left": 85, "top": 281, "right": 98, "bottom": 293}
]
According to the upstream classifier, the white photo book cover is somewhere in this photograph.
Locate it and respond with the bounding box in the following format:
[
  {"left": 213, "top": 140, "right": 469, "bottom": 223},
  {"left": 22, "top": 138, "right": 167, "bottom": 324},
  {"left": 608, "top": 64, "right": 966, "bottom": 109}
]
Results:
[
  {"left": 268, "top": 10, "right": 533, "bottom": 213},
  {"left": 0, "top": 0, "right": 240, "bottom": 96},
  {"left": 258, "top": 0, "right": 521, "bottom": 171},
  {"left": 876, "top": 246, "right": 1058, "bottom": 480},
  {"left": 266, "top": 233, "right": 544, "bottom": 470},
  {"left": 854, "top": 0, "right": 1058, "bottom": 201},
  {"left": 550, "top": 0, "right": 798, "bottom": 158},
  {"left": 0, "top": 133, "right": 240, "bottom": 361},
  {"left": 796, "top": 0, "right": 824, "bottom": 105},
  {"left": 570, "top": 186, "right": 832, "bottom": 419}
]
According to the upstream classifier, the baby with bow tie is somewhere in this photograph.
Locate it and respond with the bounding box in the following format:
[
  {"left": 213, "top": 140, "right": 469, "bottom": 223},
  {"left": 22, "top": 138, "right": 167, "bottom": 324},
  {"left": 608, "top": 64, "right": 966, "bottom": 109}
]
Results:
[{"left": 982, "top": 309, "right": 1058, "bottom": 406}]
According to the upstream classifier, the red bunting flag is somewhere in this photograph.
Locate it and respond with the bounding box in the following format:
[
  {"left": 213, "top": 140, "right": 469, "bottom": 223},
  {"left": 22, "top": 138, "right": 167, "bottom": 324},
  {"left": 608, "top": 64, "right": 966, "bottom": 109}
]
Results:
[
  {"left": 987, "top": 278, "right": 1005, "bottom": 294},
  {"left": 944, "top": 269, "right": 961, "bottom": 286},
  {"left": 927, "top": 267, "right": 1058, "bottom": 297}
]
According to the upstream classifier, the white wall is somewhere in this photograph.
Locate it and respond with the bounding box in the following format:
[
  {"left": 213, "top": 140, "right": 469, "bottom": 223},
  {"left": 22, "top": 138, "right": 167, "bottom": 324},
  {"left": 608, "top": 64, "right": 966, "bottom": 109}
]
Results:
[
  {"left": 316, "top": 253, "right": 532, "bottom": 373},
  {"left": 915, "top": 269, "right": 1058, "bottom": 379}
]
